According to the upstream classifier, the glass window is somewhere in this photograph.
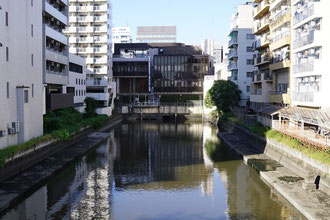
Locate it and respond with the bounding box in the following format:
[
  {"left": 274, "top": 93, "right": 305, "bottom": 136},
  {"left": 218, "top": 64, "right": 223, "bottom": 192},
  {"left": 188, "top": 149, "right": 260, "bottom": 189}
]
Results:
[{"left": 24, "top": 90, "right": 28, "bottom": 103}]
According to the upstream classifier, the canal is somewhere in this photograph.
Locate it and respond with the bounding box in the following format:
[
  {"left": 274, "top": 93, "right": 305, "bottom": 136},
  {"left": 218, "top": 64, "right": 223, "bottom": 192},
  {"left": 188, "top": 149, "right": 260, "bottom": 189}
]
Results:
[{"left": 1, "top": 121, "right": 304, "bottom": 220}]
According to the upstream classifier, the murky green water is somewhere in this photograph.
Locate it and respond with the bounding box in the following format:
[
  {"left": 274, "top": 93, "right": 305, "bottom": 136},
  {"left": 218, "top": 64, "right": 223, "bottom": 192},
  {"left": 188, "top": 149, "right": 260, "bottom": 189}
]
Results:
[{"left": 1, "top": 122, "right": 304, "bottom": 220}]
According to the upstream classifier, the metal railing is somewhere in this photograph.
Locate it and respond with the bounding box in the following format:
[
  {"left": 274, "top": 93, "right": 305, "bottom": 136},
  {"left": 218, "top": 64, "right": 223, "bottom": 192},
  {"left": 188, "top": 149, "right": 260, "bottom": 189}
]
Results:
[
  {"left": 293, "top": 4, "right": 314, "bottom": 25},
  {"left": 270, "top": 7, "right": 291, "bottom": 25},
  {"left": 229, "top": 37, "right": 238, "bottom": 46},
  {"left": 293, "top": 31, "right": 314, "bottom": 49},
  {"left": 293, "top": 61, "right": 314, "bottom": 74},
  {"left": 292, "top": 92, "right": 314, "bottom": 102},
  {"left": 270, "top": 30, "right": 290, "bottom": 43}
]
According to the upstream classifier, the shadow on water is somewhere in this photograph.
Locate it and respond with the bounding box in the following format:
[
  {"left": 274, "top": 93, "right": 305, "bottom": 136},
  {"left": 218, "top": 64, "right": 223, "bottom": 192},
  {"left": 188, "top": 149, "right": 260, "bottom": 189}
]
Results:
[{"left": 0, "top": 121, "right": 305, "bottom": 220}]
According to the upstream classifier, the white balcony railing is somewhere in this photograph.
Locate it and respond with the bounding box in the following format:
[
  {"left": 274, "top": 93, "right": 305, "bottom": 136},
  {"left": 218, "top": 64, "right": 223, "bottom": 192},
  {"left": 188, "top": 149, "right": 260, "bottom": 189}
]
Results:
[
  {"left": 293, "top": 31, "right": 314, "bottom": 49},
  {"left": 293, "top": 61, "right": 315, "bottom": 74},
  {"left": 293, "top": 4, "right": 314, "bottom": 25},
  {"left": 292, "top": 92, "right": 314, "bottom": 102}
]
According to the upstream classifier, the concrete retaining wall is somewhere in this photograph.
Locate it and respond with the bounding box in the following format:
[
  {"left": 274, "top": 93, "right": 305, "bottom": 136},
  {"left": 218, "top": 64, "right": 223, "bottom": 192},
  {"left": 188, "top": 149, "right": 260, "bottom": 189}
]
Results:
[{"left": 0, "top": 115, "right": 123, "bottom": 182}]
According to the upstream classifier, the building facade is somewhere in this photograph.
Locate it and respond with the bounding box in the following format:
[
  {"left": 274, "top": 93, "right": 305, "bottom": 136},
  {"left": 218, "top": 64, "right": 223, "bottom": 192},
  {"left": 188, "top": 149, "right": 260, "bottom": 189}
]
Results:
[
  {"left": 65, "top": 0, "right": 115, "bottom": 116},
  {"left": 136, "top": 26, "right": 177, "bottom": 43},
  {"left": 268, "top": 0, "right": 291, "bottom": 106},
  {"left": 291, "top": 0, "right": 330, "bottom": 109},
  {"left": 250, "top": 0, "right": 272, "bottom": 111},
  {"left": 112, "top": 26, "right": 132, "bottom": 52},
  {"left": 0, "top": 0, "right": 43, "bottom": 149},
  {"left": 68, "top": 54, "right": 87, "bottom": 113},
  {"left": 43, "top": 0, "right": 73, "bottom": 112},
  {"left": 228, "top": 3, "right": 256, "bottom": 106}
]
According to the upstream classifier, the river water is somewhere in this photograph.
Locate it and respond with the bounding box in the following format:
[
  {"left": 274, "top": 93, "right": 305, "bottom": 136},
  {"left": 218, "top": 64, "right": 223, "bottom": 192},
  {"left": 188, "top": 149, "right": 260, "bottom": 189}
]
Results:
[{"left": 1, "top": 122, "right": 304, "bottom": 220}]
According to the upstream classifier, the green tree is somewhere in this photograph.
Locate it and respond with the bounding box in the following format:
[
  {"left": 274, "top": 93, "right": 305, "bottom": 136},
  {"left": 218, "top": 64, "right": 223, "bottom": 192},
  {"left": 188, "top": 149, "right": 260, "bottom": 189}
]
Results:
[
  {"left": 84, "top": 97, "right": 97, "bottom": 118},
  {"left": 204, "top": 80, "right": 241, "bottom": 113}
]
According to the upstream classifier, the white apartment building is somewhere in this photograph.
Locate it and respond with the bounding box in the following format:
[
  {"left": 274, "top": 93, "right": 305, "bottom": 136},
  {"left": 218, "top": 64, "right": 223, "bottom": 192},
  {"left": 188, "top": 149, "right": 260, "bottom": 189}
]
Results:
[
  {"left": 291, "top": 0, "right": 330, "bottom": 109},
  {"left": 136, "top": 26, "right": 177, "bottom": 43},
  {"left": 112, "top": 26, "right": 132, "bottom": 52},
  {"left": 65, "top": 0, "right": 115, "bottom": 116},
  {"left": 43, "top": 0, "right": 73, "bottom": 112},
  {"left": 68, "top": 54, "right": 87, "bottom": 113},
  {"left": 227, "top": 3, "right": 257, "bottom": 106},
  {"left": 0, "top": 0, "right": 43, "bottom": 149}
]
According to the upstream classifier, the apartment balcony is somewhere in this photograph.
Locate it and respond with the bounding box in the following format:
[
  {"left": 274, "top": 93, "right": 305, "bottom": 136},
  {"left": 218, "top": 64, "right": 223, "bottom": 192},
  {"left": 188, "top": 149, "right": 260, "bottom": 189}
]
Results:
[
  {"left": 269, "top": 31, "right": 291, "bottom": 51},
  {"left": 293, "top": 60, "right": 316, "bottom": 74},
  {"left": 253, "top": 35, "right": 270, "bottom": 50},
  {"left": 227, "top": 62, "right": 238, "bottom": 71},
  {"left": 45, "top": 2, "right": 68, "bottom": 26},
  {"left": 45, "top": 70, "right": 68, "bottom": 85},
  {"left": 45, "top": 25, "right": 68, "bottom": 46},
  {"left": 46, "top": 93, "right": 73, "bottom": 111},
  {"left": 85, "top": 57, "right": 108, "bottom": 65},
  {"left": 270, "top": 58, "right": 290, "bottom": 71},
  {"left": 46, "top": 48, "right": 68, "bottom": 65},
  {"left": 69, "top": 15, "right": 94, "bottom": 23},
  {"left": 228, "top": 49, "right": 238, "bottom": 60},
  {"left": 252, "top": 0, "right": 263, "bottom": 3},
  {"left": 86, "top": 77, "right": 109, "bottom": 87},
  {"left": 270, "top": 8, "right": 291, "bottom": 30},
  {"left": 293, "top": 3, "right": 317, "bottom": 26},
  {"left": 292, "top": 92, "right": 314, "bottom": 103},
  {"left": 69, "top": 5, "right": 107, "bottom": 12},
  {"left": 93, "top": 16, "right": 107, "bottom": 23},
  {"left": 228, "top": 37, "right": 238, "bottom": 48},
  {"left": 253, "top": 16, "right": 270, "bottom": 35},
  {"left": 86, "top": 92, "right": 109, "bottom": 101},
  {"left": 293, "top": 31, "right": 314, "bottom": 49},
  {"left": 269, "top": 91, "right": 290, "bottom": 104},
  {"left": 254, "top": 0, "right": 271, "bottom": 19},
  {"left": 254, "top": 53, "right": 271, "bottom": 66}
]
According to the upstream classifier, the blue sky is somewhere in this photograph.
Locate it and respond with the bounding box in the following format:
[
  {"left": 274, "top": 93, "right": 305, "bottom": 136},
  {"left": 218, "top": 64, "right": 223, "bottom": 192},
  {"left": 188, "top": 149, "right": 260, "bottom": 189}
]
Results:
[{"left": 112, "top": 0, "right": 249, "bottom": 46}]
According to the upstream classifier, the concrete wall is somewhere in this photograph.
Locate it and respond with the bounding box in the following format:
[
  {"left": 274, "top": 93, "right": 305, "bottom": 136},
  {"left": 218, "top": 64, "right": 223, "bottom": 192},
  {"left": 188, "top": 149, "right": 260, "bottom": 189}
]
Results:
[{"left": 0, "top": 0, "right": 44, "bottom": 149}]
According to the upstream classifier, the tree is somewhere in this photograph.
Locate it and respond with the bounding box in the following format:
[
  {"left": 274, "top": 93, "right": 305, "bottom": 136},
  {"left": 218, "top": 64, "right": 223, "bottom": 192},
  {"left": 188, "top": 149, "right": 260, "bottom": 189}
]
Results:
[
  {"left": 84, "top": 97, "right": 97, "bottom": 118},
  {"left": 204, "top": 80, "right": 241, "bottom": 113}
]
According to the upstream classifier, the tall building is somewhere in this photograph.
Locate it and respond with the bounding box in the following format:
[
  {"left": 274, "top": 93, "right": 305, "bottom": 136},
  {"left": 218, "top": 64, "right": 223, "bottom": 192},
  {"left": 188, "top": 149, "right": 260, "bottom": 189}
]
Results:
[
  {"left": 228, "top": 3, "right": 256, "bottom": 106},
  {"left": 65, "top": 0, "right": 115, "bottom": 116},
  {"left": 268, "top": 0, "right": 291, "bottom": 106},
  {"left": 201, "top": 40, "right": 224, "bottom": 64},
  {"left": 112, "top": 26, "right": 132, "bottom": 52},
  {"left": 201, "top": 39, "right": 214, "bottom": 55},
  {"left": 136, "top": 26, "right": 177, "bottom": 43},
  {"left": 43, "top": 0, "right": 73, "bottom": 111},
  {"left": 250, "top": 0, "right": 272, "bottom": 111},
  {"left": 291, "top": 0, "right": 330, "bottom": 109},
  {"left": 0, "top": 0, "right": 43, "bottom": 148}
]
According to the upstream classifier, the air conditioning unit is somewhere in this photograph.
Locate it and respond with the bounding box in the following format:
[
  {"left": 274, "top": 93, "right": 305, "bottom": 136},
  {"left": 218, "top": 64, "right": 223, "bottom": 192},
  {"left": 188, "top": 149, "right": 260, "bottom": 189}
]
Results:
[
  {"left": 0, "top": 130, "right": 6, "bottom": 137},
  {"left": 8, "top": 128, "right": 16, "bottom": 135},
  {"left": 12, "top": 122, "right": 20, "bottom": 133}
]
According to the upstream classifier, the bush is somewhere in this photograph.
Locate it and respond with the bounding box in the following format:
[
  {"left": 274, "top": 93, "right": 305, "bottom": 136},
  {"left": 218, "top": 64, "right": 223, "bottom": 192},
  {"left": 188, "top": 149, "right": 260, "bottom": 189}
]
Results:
[{"left": 0, "top": 109, "right": 110, "bottom": 168}]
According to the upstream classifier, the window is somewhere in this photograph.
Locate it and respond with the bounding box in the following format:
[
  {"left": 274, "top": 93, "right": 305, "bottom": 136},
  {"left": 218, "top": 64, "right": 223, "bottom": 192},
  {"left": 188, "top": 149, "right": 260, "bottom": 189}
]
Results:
[
  {"left": 31, "top": 54, "right": 33, "bottom": 66},
  {"left": 69, "top": 62, "right": 83, "bottom": 73},
  {"left": 6, "top": 82, "right": 9, "bottom": 99},
  {"left": 31, "top": 24, "right": 33, "bottom": 37},
  {"left": 246, "top": 86, "right": 250, "bottom": 93},
  {"left": 5, "top": 12, "right": 8, "bottom": 26},
  {"left": 24, "top": 90, "right": 28, "bottom": 103},
  {"left": 246, "top": 47, "right": 253, "bottom": 52},
  {"left": 246, "top": 59, "right": 253, "bottom": 65},
  {"left": 246, "top": 34, "right": 254, "bottom": 40},
  {"left": 31, "top": 0, "right": 33, "bottom": 6},
  {"left": 246, "top": 72, "right": 253, "bottom": 77},
  {"left": 6, "top": 47, "right": 9, "bottom": 61},
  {"left": 32, "top": 83, "right": 34, "bottom": 97}
]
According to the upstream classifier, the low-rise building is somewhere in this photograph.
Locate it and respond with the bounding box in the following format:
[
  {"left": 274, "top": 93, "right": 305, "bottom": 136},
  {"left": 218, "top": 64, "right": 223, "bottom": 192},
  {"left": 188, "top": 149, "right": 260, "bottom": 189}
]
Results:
[{"left": 68, "top": 54, "right": 87, "bottom": 113}]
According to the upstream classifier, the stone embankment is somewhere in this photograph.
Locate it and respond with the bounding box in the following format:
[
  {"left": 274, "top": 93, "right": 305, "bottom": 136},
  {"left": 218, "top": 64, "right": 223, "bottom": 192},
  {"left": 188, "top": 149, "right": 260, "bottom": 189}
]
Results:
[
  {"left": 218, "top": 123, "right": 330, "bottom": 220},
  {"left": 0, "top": 115, "right": 122, "bottom": 214}
]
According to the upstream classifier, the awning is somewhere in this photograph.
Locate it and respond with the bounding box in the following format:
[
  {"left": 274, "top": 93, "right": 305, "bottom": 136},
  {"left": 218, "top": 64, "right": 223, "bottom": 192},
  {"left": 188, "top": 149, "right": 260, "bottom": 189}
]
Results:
[
  {"left": 256, "top": 105, "right": 284, "bottom": 116},
  {"left": 278, "top": 107, "right": 330, "bottom": 129}
]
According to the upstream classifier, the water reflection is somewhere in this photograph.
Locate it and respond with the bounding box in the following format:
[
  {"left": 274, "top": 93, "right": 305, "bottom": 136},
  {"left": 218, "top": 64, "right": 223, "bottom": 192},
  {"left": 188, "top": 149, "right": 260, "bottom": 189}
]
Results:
[{"left": 1, "top": 122, "right": 303, "bottom": 220}]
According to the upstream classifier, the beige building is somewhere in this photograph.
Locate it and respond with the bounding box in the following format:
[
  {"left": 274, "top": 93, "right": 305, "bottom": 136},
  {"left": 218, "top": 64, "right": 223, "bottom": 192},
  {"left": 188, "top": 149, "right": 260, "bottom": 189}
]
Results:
[
  {"left": 0, "top": 0, "right": 44, "bottom": 149},
  {"left": 269, "top": 0, "right": 291, "bottom": 106},
  {"left": 250, "top": 0, "right": 273, "bottom": 111}
]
